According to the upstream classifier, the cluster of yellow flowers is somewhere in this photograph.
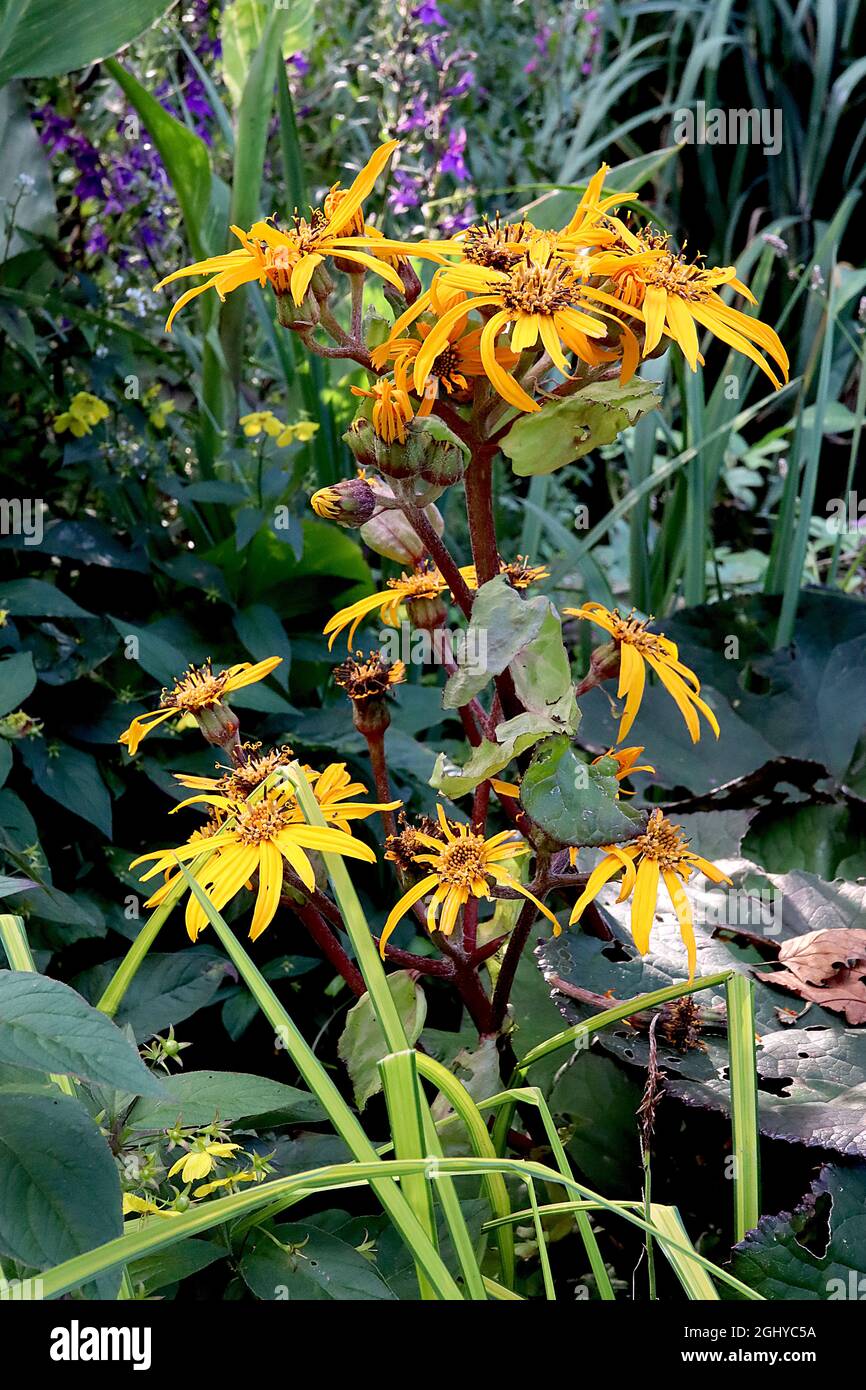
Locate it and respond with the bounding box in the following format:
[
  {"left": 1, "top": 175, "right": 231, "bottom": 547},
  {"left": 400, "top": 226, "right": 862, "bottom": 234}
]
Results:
[
  {"left": 128, "top": 141, "right": 768, "bottom": 977},
  {"left": 53, "top": 390, "right": 110, "bottom": 437},
  {"left": 239, "top": 410, "right": 320, "bottom": 446},
  {"left": 156, "top": 142, "right": 787, "bottom": 434}
]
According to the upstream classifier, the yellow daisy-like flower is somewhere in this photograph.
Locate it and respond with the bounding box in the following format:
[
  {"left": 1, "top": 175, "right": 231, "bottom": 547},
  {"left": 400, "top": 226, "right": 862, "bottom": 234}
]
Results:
[
  {"left": 168, "top": 1141, "right": 240, "bottom": 1184},
  {"left": 569, "top": 808, "right": 732, "bottom": 978},
  {"left": 595, "top": 224, "right": 789, "bottom": 388},
  {"left": 154, "top": 142, "right": 414, "bottom": 330},
  {"left": 371, "top": 293, "right": 519, "bottom": 415},
  {"left": 379, "top": 804, "right": 560, "bottom": 956},
  {"left": 323, "top": 563, "right": 476, "bottom": 650},
  {"left": 131, "top": 783, "right": 379, "bottom": 942},
  {"left": 407, "top": 238, "right": 633, "bottom": 413},
  {"left": 118, "top": 658, "right": 283, "bottom": 756},
  {"left": 567, "top": 601, "right": 719, "bottom": 744}
]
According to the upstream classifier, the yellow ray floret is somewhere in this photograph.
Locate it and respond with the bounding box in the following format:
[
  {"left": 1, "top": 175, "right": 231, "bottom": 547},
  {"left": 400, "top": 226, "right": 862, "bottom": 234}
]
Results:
[
  {"left": 569, "top": 809, "right": 731, "bottom": 978},
  {"left": 379, "top": 803, "right": 559, "bottom": 957},
  {"left": 118, "top": 658, "right": 282, "bottom": 756},
  {"left": 323, "top": 564, "right": 477, "bottom": 651},
  {"left": 131, "top": 784, "right": 378, "bottom": 942},
  {"left": 567, "top": 601, "right": 719, "bottom": 743}
]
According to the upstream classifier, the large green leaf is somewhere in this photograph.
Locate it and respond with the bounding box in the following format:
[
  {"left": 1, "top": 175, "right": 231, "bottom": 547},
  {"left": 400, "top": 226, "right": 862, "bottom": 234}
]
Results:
[
  {"left": 338, "top": 973, "right": 427, "bottom": 1110},
  {"left": 0, "top": 1094, "right": 123, "bottom": 1297},
  {"left": 0, "top": 971, "right": 164, "bottom": 1094},
  {"left": 520, "top": 735, "right": 645, "bottom": 846},
  {"left": 430, "top": 714, "right": 563, "bottom": 799},
  {"left": 18, "top": 739, "right": 112, "bottom": 837},
  {"left": 730, "top": 1165, "right": 866, "bottom": 1300},
  {"left": 538, "top": 863, "right": 866, "bottom": 1158},
  {"left": 73, "top": 948, "right": 233, "bottom": 1043},
  {"left": 238, "top": 1221, "right": 397, "bottom": 1300},
  {"left": 126, "top": 1069, "right": 326, "bottom": 1130},
  {"left": 0, "top": 653, "right": 35, "bottom": 718},
  {"left": 0, "top": 0, "right": 174, "bottom": 83},
  {"left": 221, "top": 0, "right": 315, "bottom": 107},
  {"left": 502, "top": 380, "right": 661, "bottom": 477}
]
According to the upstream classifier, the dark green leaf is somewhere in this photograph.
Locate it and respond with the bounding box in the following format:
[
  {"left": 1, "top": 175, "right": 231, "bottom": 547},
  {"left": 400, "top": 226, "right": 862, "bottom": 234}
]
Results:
[
  {"left": 0, "top": 1093, "right": 122, "bottom": 1297},
  {"left": 0, "top": 971, "right": 164, "bottom": 1094}
]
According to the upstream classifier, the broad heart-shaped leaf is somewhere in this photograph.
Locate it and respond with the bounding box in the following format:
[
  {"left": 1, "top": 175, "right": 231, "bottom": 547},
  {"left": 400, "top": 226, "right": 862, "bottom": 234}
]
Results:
[
  {"left": 18, "top": 739, "right": 112, "bottom": 837},
  {"left": 510, "top": 606, "right": 579, "bottom": 729},
  {"left": 443, "top": 575, "right": 551, "bottom": 708},
  {"left": 0, "top": 1093, "right": 122, "bottom": 1298},
  {"left": 0, "top": 0, "right": 174, "bottom": 82},
  {"left": 0, "top": 652, "right": 35, "bottom": 718},
  {"left": 338, "top": 972, "right": 427, "bottom": 1110},
  {"left": 126, "top": 1070, "right": 326, "bottom": 1131},
  {"left": 239, "top": 1222, "right": 397, "bottom": 1301},
  {"left": 502, "top": 379, "right": 661, "bottom": 477},
  {"left": 0, "top": 576, "right": 93, "bottom": 619},
  {"left": 537, "top": 862, "right": 866, "bottom": 1158},
  {"left": 729, "top": 1165, "right": 866, "bottom": 1300},
  {"left": 520, "top": 735, "right": 645, "bottom": 846},
  {"left": 0, "top": 972, "right": 164, "bottom": 1096},
  {"left": 73, "top": 948, "right": 234, "bottom": 1043}
]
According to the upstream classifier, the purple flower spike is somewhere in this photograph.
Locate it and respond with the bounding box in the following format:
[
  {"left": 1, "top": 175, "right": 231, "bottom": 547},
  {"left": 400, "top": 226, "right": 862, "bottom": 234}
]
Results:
[
  {"left": 412, "top": 1, "right": 448, "bottom": 26},
  {"left": 439, "top": 127, "right": 469, "bottom": 181}
]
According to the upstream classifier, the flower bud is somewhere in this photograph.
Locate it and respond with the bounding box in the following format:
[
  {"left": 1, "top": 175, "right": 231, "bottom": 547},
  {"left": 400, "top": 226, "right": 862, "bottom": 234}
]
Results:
[
  {"left": 343, "top": 417, "right": 379, "bottom": 470},
  {"left": 406, "top": 593, "right": 447, "bottom": 631},
  {"left": 275, "top": 290, "right": 320, "bottom": 331},
  {"left": 360, "top": 481, "right": 444, "bottom": 564},
  {"left": 310, "top": 477, "right": 377, "bottom": 527},
  {"left": 419, "top": 435, "right": 467, "bottom": 487},
  {"left": 194, "top": 701, "right": 241, "bottom": 753}
]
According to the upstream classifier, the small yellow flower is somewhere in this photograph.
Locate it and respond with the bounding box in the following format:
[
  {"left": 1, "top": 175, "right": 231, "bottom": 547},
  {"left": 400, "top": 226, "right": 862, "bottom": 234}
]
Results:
[
  {"left": 351, "top": 370, "right": 416, "bottom": 444},
  {"left": 570, "top": 808, "right": 731, "bottom": 977},
  {"left": 122, "top": 1193, "right": 180, "bottom": 1218},
  {"left": 593, "top": 223, "right": 789, "bottom": 388},
  {"left": 407, "top": 238, "right": 630, "bottom": 413},
  {"left": 168, "top": 1141, "right": 240, "bottom": 1184},
  {"left": 240, "top": 410, "right": 284, "bottom": 438},
  {"left": 193, "top": 1170, "right": 260, "bottom": 1197},
  {"left": 153, "top": 143, "right": 424, "bottom": 330},
  {"left": 172, "top": 759, "right": 398, "bottom": 837},
  {"left": 372, "top": 293, "right": 519, "bottom": 416},
  {"left": 118, "top": 657, "right": 282, "bottom": 756},
  {"left": 277, "top": 420, "right": 319, "bottom": 447},
  {"left": 379, "top": 804, "right": 559, "bottom": 957},
  {"left": 53, "top": 391, "right": 110, "bottom": 437},
  {"left": 567, "top": 601, "right": 719, "bottom": 743}
]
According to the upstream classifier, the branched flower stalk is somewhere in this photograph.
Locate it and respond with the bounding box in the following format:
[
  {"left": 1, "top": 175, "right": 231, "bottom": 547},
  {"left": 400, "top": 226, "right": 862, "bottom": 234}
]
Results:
[{"left": 122, "top": 140, "right": 789, "bottom": 1049}]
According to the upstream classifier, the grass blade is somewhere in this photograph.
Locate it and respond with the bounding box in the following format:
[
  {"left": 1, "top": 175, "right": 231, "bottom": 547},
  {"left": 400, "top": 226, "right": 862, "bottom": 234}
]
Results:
[{"left": 726, "top": 973, "right": 761, "bottom": 1241}]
